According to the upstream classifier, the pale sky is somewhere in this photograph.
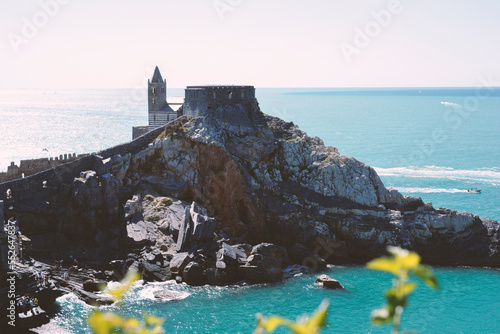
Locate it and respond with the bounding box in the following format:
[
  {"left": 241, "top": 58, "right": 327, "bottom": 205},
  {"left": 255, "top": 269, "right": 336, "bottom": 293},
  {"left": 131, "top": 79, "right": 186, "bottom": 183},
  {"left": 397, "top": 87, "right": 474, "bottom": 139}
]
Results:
[{"left": 1, "top": 0, "right": 499, "bottom": 89}]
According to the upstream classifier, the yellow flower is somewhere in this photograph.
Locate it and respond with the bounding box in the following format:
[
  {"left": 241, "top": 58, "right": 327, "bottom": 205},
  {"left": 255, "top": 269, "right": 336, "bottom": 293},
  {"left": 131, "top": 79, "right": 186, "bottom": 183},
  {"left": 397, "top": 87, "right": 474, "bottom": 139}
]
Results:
[
  {"left": 105, "top": 270, "right": 141, "bottom": 302},
  {"left": 255, "top": 300, "right": 329, "bottom": 334}
]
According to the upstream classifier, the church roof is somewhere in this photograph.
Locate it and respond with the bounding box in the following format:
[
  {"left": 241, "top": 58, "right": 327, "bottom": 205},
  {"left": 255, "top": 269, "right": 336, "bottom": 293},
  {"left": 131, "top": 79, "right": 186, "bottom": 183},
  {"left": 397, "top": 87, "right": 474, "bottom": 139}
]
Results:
[{"left": 151, "top": 66, "right": 163, "bottom": 83}]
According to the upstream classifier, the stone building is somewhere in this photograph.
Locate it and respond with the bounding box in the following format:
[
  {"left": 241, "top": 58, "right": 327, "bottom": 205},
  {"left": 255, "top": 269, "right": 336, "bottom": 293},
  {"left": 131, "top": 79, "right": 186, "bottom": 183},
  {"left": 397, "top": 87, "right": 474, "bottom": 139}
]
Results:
[
  {"left": 183, "top": 85, "right": 257, "bottom": 118},
  {"left": 132, "top": 67, "right": 257, "bottom": 139},
  {"left": 132, "top": 66, "right": 182, "bottom": 139}
]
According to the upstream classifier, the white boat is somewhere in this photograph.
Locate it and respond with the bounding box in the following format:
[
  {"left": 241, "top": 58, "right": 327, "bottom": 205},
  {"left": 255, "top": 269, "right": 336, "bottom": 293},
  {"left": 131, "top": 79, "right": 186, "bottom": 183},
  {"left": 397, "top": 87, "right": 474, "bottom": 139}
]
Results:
[{"left": 467, "top": 188, "right": 482, "bottom": 193}]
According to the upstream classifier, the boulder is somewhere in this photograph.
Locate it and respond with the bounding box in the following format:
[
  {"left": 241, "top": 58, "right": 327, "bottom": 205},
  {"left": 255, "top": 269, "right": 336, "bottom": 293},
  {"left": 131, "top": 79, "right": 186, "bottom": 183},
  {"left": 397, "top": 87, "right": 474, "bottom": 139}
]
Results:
[
  {"left": 288, "top": 244, "right": 326, "bottom": 270},
  {"left": 175, "top": 207, "right": 191, "bottom": 252},
  {"left": 153, "top": 289, "right": 188, "bottom": 301},
  {"left": 83, "top": 279, "right": 107, "bottom": 292},
  {"left": 240, "top": 253, "right": 282, "bottom": 283},
  {"left": 127, "top": 220, "right": 156, "bottom": 245},
  {"left": 169, "top": 252, "right": 191, "bottom": 275},
  {"left": 315, "top": 275, "right": 344, "bottom": 289},
  {"left": 140, "top": 261, "right": 171, "bottom": 282},
  {"left": 250, "top": 243, "right": 289, "bottom": 267},
  {"left": 182, "top": 262, "right": 207, "bottom": 286},
  {"left": 216, "top": 243, "right": 239, "bottom": 269},
  {"left": 204, "top": 268, "right": 227, "bottom": 285},
  {"left": 124, "top": 195, "right": 142, "bottom": 218},
  {"left": 190, "top": 202, "right": 216, "bottom": 241},
  {"left": 165, "top": 200, "right": 189, "bottom": 238}
]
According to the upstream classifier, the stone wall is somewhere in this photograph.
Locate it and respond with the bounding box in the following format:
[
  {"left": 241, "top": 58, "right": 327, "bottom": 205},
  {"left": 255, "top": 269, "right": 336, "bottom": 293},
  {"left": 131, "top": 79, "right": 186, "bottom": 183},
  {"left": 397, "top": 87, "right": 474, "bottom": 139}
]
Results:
[
  {"left": 132, "top": 126, "right": 149, "bottom": 140},
  {"left": 0, "top": 117, "right": 187, "bottom": 201},
  {"left": 184, "top": 86, "right": 257, "bottom": 118},
  {"left": 0, "top": 153, "right": 87, "bottom": 184}
]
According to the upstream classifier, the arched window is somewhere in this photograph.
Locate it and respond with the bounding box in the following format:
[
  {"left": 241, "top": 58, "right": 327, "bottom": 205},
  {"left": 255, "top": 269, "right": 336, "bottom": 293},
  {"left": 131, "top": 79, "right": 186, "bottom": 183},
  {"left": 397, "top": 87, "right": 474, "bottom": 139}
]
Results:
[
  {"left": 228, "top": 91, "right": 233, "bottom": 99},
  {"left": 152, "top": 87, "right": 156, "bottom": 94}
]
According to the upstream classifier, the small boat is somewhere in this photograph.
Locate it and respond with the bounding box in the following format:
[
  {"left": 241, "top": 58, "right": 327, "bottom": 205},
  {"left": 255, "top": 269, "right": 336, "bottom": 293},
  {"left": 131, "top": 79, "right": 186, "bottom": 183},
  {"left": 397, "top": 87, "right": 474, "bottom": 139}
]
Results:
[{"left": 467, "top": 188, "right": 482, "bottom": 193}]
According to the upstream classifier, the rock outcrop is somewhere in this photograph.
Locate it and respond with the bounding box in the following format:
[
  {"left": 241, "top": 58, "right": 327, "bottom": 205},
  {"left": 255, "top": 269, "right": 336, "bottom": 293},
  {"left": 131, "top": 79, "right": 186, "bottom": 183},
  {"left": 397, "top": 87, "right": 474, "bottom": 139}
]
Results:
[{"left": 1, "top": 99, "right": 499, "bottom": 298}]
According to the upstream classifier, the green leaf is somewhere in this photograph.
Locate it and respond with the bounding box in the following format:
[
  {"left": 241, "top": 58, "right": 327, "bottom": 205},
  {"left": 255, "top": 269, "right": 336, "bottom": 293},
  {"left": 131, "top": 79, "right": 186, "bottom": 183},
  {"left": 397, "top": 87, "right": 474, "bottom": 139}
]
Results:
[{"left": 412, "top": 264, "right": 439, "bottom": 289}]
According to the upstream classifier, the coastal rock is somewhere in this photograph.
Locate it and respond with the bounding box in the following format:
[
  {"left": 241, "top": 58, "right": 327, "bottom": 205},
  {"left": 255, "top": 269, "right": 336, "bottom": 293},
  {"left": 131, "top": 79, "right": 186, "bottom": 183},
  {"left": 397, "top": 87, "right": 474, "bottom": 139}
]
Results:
[
  {"left": 190, "top": 202, "right": 217, "bottom": 241},
  {"left": 287, "top": 244, "right": 326, "bottom": 270},
  {"left": 124, "top": 195, "right": 142, "bottom": 218},
  {"left": 169, "top": 252, "right": 191, "bottom": 275},
  {"left": 83, "top": 279, "right": 107, "bottom": 292},
  {"left": 182, "top": 262, "right": 207, "bottom": 286},
  {"left": 315, "top": 274, "right": 344, "bottom": 289},
  {"left": 175, "top": 207, "right": 191, "bottom": 252},
  {"left": 153, "top": 289, "right": 188, "bottom": 301},
  {"left": 250, "top": 243, "right": 289, "bottom": 268}
]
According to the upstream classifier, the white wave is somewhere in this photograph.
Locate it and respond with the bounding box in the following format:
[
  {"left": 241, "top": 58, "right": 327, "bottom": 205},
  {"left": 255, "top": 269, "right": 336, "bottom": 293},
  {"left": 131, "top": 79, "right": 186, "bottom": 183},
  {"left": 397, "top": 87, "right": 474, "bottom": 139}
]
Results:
[
  {"left": 395, "top": 187, "right": 468, "bottom": 194},
  {"left": 441, "top": 101, "right": 461, "bottom": 107},
  {"left": 374, "top": 166, "right": 500, "bottom": 183},
  {"left": 135, "top": 281, "right": 190, "bottom": 302}
]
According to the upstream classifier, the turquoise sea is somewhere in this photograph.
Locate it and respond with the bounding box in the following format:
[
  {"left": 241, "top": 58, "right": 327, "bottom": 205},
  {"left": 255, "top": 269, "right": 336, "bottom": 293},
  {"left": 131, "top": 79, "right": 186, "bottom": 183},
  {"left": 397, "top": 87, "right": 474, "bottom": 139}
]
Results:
[{"left": 1, "top": 88, "right": 499, "bottom": 333}]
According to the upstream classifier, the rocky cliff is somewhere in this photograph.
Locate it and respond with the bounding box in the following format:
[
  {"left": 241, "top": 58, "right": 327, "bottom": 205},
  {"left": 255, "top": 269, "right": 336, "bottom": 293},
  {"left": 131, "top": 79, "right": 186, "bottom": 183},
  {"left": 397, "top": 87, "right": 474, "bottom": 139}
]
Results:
[{"left": 2, "top": 103, "right": 500, "bottom": 288}]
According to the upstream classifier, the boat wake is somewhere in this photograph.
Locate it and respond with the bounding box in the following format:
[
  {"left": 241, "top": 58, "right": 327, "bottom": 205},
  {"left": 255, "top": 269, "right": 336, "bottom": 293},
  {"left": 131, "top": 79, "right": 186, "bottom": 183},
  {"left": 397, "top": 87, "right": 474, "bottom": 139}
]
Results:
[
  {"left": 374, "top": 166, "right": 500, "bottom": 184},
  {"left": 441, "top": 101, "right": 461, "bottom": 107},
  {"left": 395, "top": 187, "right": 469, "bottom": 194}
]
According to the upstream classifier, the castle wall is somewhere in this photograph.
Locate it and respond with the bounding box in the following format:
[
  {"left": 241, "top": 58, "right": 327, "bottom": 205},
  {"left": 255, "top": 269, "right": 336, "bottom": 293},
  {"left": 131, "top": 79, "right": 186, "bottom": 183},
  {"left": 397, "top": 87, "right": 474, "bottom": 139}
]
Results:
[
  {"left": 132, "top": 126, "right": 149, "bottom": 140},
  {"left": 0, "top": 117, "right": 187, "bottom": 201},
  {"left": 0, "top": 153, "right": 87, "bottom": 184},
  {"left": 184, "top": 86, "right": 257, "bottom": 117}
]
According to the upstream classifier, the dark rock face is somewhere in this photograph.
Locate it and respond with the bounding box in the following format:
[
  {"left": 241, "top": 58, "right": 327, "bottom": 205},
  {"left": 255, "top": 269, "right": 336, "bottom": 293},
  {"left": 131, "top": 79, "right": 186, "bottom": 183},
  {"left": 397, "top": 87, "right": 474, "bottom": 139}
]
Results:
[
  {"left": 1, "top": 100, "right": 499, "bottom": 298},
  {"left": 182, "top": 262, "right": 207, "bottom": 286},
  {"left": 169, "top": 252, "right": 191, "bottom": 276},
  {"left": 315, "top": 275, "right": 344, "bottom": 289}
]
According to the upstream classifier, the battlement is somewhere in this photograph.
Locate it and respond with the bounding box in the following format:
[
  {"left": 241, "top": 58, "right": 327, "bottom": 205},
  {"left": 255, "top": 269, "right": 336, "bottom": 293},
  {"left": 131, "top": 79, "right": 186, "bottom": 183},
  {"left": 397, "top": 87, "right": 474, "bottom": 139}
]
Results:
[
  {"left": 0, "top": 153, "right": 87, "bottom": 183},
  {"left": 184, "top": 85, "right": 257, "bottom": 118}
]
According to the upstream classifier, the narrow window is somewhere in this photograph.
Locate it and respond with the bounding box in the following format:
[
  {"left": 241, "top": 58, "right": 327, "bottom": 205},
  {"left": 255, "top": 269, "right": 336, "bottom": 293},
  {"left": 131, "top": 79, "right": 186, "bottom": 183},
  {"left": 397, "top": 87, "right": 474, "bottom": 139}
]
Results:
[
  {"left": 152, "top": 98, "right": 156, "bottom": 104},
  {"left": 241, "top": 92, "right": 245, "bottom": 98},
  {"left": 161, "top": 87, "right": 165, "bottom": 93},
  {"left": 213, "top": 91, "right": 216, "bottom": 99},
  {"left": 152, "top": 87, "right": 156, "bottom": 94},
  {"left": 228, "top": 91, "right": 233, "bottom": 99}
]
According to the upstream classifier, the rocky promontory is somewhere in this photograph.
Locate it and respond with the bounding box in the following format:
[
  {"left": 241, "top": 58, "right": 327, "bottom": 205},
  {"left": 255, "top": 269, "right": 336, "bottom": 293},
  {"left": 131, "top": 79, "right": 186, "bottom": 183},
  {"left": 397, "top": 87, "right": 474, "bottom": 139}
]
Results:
[{"left": 1, "top": 101, "right": 499, "bottom": 319}]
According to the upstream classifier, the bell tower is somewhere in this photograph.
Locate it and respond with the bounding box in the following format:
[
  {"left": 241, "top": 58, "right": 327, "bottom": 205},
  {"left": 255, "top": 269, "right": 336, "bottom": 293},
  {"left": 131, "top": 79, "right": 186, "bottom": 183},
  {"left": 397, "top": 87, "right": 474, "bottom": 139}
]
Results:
[{"left": 148, "top": 66, "right": 167, "bottom": 111}]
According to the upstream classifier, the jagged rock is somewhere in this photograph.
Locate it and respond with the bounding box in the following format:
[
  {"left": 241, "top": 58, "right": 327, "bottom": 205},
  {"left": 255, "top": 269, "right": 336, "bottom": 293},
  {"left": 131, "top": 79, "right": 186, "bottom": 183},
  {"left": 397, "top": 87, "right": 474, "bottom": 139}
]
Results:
[
  {"left": 140, "top": 260, "right": 171, "bottom": 282},
  {"left": 169, "top": 252, "right": 191, "bottom": 275},
  {"left": 216, "top": 243, "right": 240, "bottom": 269},
  {"left": 153, "top": 289, "right": 188, "bottom": 301},
  {"left": 176, "top": 207, "right": 191, "bottom": 252},
  {"left": 204, "top": 268, "right": 227, "bottom": 285},
  {"left": 164, "top": 200, "right": 189, "bottom": 238},
  {"left": 315, "top": 275, "right": 344, "bottom": 289},
  {"left": 250, "top": 243, "right": 289, "bottom": 268},
  {"left": 182, "top": 262, "right": 207, "bottom": 286},
  {"left": 83, "top": 279, "right": 106, "bottom": 292},
  {"left": 190, "top": 202, "right": 216, "bottom": 242},
  {"left": 240, "top": 253, "right": 282, "bottom": 283},
  {"left": 109, "top": 260, "right": 127, "bottom": 281},
  {"left": 124, "top": 195, "right": 142, "bottom": 218},
  {"left": 288, "top": 244, "right": 326, "bottom": 270},
  {"left": 142, "top": 175, "right": 187, "bottom": 199},
  {"left": 127, "top": 220, "right": 156, "bottom": 245}
]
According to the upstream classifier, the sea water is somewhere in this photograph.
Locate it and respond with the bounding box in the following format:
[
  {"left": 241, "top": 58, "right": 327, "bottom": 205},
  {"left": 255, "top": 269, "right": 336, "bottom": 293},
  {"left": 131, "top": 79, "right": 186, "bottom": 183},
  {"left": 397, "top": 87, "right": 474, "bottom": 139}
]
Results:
[{"left": 0, "top": 88, "right": 499, "bottom": 333}]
